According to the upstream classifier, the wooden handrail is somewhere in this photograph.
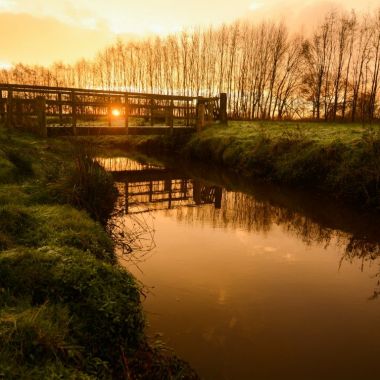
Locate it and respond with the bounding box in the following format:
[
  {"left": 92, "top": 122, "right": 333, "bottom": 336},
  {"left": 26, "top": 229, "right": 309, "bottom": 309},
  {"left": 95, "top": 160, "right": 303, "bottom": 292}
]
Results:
[{"left": 0, "top": 83, "right": 219, "bottom": 102}]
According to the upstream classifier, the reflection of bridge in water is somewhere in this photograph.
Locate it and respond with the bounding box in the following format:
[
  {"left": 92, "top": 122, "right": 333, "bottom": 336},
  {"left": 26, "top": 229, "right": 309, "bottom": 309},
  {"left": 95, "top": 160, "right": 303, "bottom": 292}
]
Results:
[
  {"left": 100, "top": 157, "right": 380, "bottom": 278},
  {"left": 97, "top": 157, "right": 222, "bottom": 214}
]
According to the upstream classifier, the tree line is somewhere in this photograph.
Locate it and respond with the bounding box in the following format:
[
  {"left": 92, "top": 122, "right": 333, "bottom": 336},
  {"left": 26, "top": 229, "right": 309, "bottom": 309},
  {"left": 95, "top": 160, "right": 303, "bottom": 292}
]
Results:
[{"left": 1, "top": 9, "right": 380, "bottom": 122}]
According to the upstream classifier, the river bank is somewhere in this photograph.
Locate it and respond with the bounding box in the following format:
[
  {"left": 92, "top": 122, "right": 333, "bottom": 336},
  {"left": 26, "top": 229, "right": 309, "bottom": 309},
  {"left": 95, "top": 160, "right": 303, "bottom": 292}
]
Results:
[
  {"left": 88, "top": 121, "right": 380, "bottom": 211},
  {"left": 0, "top": 126, "right": 197, "bottom": 379}
]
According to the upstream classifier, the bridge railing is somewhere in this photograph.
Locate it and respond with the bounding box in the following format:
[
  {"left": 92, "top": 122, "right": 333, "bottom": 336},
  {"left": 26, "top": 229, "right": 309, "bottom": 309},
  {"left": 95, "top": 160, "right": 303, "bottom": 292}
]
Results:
[{"left": 0, "top": 83, "right": 227, "bottom": 136}]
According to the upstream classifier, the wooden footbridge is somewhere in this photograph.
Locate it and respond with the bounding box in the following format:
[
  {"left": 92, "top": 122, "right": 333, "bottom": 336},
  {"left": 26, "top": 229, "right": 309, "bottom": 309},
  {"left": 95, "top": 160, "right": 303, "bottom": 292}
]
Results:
[{"left": 0, "top": 83, "right": 227, "bottom": 137}]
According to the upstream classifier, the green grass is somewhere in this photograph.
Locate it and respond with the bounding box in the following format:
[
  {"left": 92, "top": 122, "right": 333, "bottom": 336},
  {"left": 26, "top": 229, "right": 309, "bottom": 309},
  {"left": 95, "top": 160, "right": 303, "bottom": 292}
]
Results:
[
  {"left": 179, "top": 121, "right": 380, "bottom": 210},
  {"left": 204, "top": 121, "right": 375, "bottom": 144},
  {"left": 0, "top": 126, "right": 198, "bottom": 379}
]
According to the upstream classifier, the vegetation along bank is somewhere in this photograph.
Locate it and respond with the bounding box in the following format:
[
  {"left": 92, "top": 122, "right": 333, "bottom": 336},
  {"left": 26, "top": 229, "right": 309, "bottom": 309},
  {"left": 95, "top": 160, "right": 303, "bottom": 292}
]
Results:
[{"left": 0, "top": 125, "right": 198, "bottom": 379}]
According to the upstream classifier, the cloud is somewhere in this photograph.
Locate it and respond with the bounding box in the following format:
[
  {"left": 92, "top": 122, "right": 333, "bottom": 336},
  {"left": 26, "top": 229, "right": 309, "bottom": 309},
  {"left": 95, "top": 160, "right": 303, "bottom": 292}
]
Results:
[
  {"left": 246, "top": 0, "right": 379, "bottom": 33},
  {"left": 0, "top": 0, "right": 102, "bottom": 30},
  {"left": 1, "top": 0, "right": 253, "bottom": 35}
]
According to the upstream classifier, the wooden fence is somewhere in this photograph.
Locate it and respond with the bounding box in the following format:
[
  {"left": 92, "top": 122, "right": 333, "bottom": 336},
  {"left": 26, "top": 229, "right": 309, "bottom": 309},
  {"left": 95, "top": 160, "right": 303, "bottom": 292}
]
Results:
[{"left": 0, "top": 83, "right": 227, "bottom": 136}]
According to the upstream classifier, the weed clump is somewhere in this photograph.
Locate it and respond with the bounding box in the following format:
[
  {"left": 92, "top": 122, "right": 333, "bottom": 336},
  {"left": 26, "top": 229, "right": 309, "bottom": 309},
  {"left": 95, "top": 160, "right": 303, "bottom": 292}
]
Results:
[{"left": 48, "top": 142, "right": 118, "bottom": 224}]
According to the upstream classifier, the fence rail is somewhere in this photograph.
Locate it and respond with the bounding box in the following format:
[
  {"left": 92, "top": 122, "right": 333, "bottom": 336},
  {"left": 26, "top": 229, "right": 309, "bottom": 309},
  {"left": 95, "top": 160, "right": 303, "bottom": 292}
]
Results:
[{"left": 0, "top": 83, "right": 227, "bottom": 136}]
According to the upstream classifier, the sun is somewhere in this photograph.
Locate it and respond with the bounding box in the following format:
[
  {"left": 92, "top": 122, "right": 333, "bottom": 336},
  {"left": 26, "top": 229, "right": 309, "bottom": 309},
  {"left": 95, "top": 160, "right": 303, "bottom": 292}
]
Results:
[
  {"left": 111, "top": 108, "right": 121, "bottom": 117},
  {"left": 249, "top": 1, "right": 263, "bottom": 11}
]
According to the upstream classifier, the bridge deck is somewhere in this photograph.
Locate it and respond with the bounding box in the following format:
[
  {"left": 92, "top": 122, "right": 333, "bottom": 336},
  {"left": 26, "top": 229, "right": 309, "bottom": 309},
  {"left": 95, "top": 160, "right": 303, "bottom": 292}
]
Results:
[{"left": 47, "top": 125, "right": 195, "bottom": 137}]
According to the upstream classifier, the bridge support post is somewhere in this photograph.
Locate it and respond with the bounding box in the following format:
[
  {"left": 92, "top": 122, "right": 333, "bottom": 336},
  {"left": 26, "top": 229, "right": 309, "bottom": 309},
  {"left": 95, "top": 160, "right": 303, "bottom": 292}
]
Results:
[
  {"left": 6, "top": 89, "right": 13, "bottom": 129},
  {"left": 108, "top": 104, "right": 112, "bottom": 127},
  {"left": 150, "top": 99, "right": 155, "bottom": 126},
  {"left": 35, "top": 96, "right": 47, "bottom": 137},
  {"left": 186, "top": 100, "right": 190, "bottom": 126},
  {"left": 124, "top": 94, "right": 129, "bottom": 134},
  {"left": 58, "top": 93, "right": 63, "bottom": 126},
  {"left": 196, "top": 97, "right": 205, "bottom": 132},
  {"left": 169, "top": 100, "right": 174, "bottom": 133},
  {"left": 219, "top": 93, "right": 228, "bottom": 124},
  {"left": 71, "top": 91, "right": 77, "bottom": 136}
]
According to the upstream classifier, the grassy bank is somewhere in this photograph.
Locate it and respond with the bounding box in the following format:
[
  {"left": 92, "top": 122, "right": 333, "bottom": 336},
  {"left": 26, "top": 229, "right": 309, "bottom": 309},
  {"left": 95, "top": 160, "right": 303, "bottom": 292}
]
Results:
[
  {"left": 0, "top": 127, "right": 197, "bottom": 379},
  {"left": 182, "top": 121, "right": 380, "bottom": 209},
  {"left": 87, "top": 121, "right": 380, "bottom": 211}
]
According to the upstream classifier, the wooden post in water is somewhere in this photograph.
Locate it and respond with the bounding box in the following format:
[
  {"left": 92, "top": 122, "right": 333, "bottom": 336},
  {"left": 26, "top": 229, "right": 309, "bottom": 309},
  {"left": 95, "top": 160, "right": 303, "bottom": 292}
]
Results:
[
  {"left": 193, "top": 180, "right": 201, "bottom": 204},
  {"left": 219, "top": 92, "right": 228, "bottom": 124},
  {"left": 214, "top": 187, "right": 222, "bottom": 209},
  {"left": 71, "top": 90, "right": 77, "bottom": 135},
  {"left": 149, "top": 181, "right": 153, "bottom": 202},
  {"left": 196, "top": 97, "right": 205, "bottom": 132},
  {"left": 6, "top": 88, "right": 13, "bottom": 129},
  {"left": 35, "top": 96, "right": 47, "bottom": 137},
  {"left": 124, "top": 94, "right": 129, "bottom": 134},
  {"left": 167, "top": 179, "right": 172, "bottom": 209}
]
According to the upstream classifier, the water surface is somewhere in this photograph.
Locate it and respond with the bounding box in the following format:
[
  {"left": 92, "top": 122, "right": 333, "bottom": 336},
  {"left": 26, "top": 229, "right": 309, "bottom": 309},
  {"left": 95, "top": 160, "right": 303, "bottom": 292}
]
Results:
[{"left": 99, "top": 156, "right": 380, "bottom": 380}]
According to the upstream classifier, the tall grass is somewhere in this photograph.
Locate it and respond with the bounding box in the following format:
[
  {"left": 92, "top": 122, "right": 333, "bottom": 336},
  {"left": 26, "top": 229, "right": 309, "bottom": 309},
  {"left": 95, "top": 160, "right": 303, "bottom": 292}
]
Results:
[{"left": 47, "top": 141, "right": 118, "bottom": 224}]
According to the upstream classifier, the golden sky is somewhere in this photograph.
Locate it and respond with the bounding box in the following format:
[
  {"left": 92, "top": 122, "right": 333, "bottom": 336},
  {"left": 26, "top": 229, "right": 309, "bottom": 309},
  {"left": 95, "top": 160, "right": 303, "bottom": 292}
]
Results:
[{"left": 0, "top": 0, "right": 378, "bottom": 67}]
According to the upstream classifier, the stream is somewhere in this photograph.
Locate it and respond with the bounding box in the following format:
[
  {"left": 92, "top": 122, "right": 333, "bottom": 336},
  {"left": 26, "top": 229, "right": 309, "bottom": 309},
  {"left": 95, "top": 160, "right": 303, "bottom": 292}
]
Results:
[{"left": 99, "top": 155, "right": 380, "bottom": 380}]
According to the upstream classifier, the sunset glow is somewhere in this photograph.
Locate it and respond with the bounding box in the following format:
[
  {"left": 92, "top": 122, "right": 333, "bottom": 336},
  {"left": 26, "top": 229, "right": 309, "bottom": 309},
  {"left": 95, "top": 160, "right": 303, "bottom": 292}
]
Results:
[
  {"left": 0, "top": 0, "right": 378, "bottom": 65},
  {"left": 0, "top": 62, "right": 12, "bottom": 70}
]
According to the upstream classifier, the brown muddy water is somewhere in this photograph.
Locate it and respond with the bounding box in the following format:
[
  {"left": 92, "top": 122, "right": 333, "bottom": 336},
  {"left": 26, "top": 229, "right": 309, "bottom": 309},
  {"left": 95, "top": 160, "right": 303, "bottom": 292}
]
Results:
[{"left": 98, "top": 156, "right": 380, "bottom": 380}]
